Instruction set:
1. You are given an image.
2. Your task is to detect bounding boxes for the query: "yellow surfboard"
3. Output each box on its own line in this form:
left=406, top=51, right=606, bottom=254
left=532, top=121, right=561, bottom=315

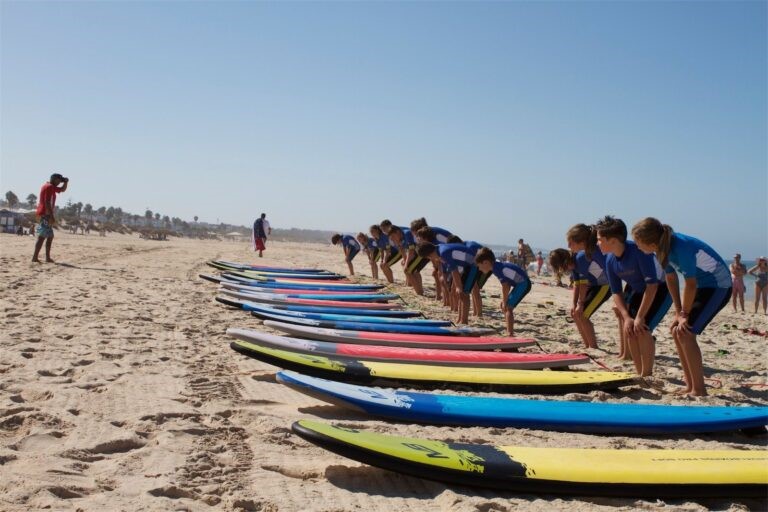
left=231, top=339, right=637, bottom=392
left=293, top=420, right=768, bottom=498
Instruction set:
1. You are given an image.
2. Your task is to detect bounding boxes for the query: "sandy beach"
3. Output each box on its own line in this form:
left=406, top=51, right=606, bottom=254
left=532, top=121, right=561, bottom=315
left=1, top=232, right=766, bottom=511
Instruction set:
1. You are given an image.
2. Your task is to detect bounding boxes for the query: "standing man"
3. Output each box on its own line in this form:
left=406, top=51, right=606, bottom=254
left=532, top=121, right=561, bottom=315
left=32, top=173, right=69, bottom=263
left=252, top=213, right=271, bottom=257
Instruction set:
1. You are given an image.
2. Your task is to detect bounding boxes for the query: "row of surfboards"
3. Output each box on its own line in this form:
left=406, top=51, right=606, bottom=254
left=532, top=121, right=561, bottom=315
left=203, top=260, right=768, bottom=498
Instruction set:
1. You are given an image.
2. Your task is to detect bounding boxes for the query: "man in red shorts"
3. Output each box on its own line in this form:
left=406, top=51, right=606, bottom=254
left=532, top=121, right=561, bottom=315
left=32, top=173, right=69, bottom=263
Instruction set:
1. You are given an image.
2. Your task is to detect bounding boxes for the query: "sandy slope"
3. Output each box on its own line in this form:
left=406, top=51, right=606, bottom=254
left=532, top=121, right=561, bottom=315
left=0, top=232, right=765, bottom=511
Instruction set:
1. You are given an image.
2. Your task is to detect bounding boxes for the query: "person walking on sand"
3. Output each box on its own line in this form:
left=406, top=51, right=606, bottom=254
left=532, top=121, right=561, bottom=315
left=730, top=253, right=747, bottom=312
left=252, top=213, right=271, bottom=257
left=632, top=217, right=732, bottom=396
left=748, top=257, right=768, bottom=314
left=32, top=173, right=69, bottom=263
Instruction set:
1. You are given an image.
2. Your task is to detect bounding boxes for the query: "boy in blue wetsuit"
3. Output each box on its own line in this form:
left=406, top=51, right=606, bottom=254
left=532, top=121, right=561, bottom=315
left=331, top=233, right=360, bottom=276
left=475, top=247, right=531, bottom=336
left=369, top=224, right=394, bottom=283
left=596, top=216, right=671, bottom=377
left=387, top=225, right=419, bottom=290
left=356, top=232, right=379, bottom=280
left=632, top=217, right=732, bottom=396
left=416, top=241, right=480, bottom=325
left=548, top=248, right=611, bottom=349
left=413, top=223, right=455, bottom=302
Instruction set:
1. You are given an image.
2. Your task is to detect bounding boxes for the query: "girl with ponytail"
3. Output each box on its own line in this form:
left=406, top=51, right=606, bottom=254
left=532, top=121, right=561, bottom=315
left=632, top=218, right=732, bottom=396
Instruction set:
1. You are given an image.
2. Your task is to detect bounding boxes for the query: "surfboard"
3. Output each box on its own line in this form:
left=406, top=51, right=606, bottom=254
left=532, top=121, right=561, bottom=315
left=244, top=309, right=495, bottom=336
left=211, top=260, right=333, bottom=274
left=291, top=420, right=768, bottom=497
left=216, top=289, right=401, bottom=309
left=218, top=279, right=382, bottom=295
left=208, top=262, right=344, bottom=279
left=222, top=273, right=384, bottom=291
left=244, top=303, right=452, bottom=326
left=263, top=321, right=536, bottom=350
left=224, top=268, right=348, bottom=282
left=277, top=371, right=768, bottom=434
left=217, top=289, right=399, bottom=303
left=229, top=339, right=636, bottom=392
left=239, top=303, right=419, bottom=317
left=228, top=330, right=589, bottom=369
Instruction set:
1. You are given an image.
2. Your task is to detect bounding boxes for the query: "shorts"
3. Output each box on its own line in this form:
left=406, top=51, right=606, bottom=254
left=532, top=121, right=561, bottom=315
left=461, top=265, right=480, bottom=294
left=623, top=282, right=672, bottom=331
left=506, top=280, right=532, bottom=309
left=36, top=218, right=54, bottom=239
left=345, top=247, right=360, bottom=263
left=582, top=284, right=611, bottom=320
left=370, top=248, right=381, bottom=261
left=732, top=277, right=745, bottom=294
left=478, top=270, right=491, bottom=289
left=405, top=255, right=430, bottom=274
left=384, top=247, right=402, bottom=267
left=688, top=287, right=732, bottom=335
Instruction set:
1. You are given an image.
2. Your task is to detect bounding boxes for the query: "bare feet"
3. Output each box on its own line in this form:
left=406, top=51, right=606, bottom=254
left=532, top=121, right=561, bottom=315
left=673, top=387, right=692, bottom=396
left=45, top=258, right=55, bottom=263
left=32, top=258, right=41, bottom=263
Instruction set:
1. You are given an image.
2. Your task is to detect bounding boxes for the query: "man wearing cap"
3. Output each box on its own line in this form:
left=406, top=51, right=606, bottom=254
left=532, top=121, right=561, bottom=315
left=32, top=173, right=69, bottom=263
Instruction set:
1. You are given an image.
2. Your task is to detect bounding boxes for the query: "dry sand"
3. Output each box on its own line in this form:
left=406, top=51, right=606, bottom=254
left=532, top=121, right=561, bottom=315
left=1, top=232, right=766, bottom=511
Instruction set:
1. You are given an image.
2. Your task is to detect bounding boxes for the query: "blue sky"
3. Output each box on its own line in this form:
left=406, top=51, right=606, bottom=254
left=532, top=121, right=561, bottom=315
left=2, top=1, right=766, bottom=256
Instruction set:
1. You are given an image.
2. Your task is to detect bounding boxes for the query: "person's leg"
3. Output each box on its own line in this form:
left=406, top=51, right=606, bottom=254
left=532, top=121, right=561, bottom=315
left=614, top=308, right=630, bottom=359
left=44, top=236, right=55, bottom=262
left=626, top=333, right=643, bottom=375
left=732, top=289, right=738, bottom=312
left=412, top=272, right=423, bottom=295
left=581, top=318, right=599, bottom=349
left=459, top=292, right=470, bottom=324
left=346, top=260, right=354, bottom=275
left=380, top=262, right=394, bottom=283
left=755, top=285, right=760, bottom=313
left=505, top=308, right=515, bottom=336
left=637, top=331, right=655, bottom=377
left=471, top=284, right=482, bottom=317
left=761, top=286, right=768, bottom=314
left=677, top=331, right=706, bottom=395
left=433, top=268, right=442, bottom=301
left=738, top=290, right=745, bottom=312
left=671, top=330, right=692, bottom=394
left=32, top=237, right=45, bottom=262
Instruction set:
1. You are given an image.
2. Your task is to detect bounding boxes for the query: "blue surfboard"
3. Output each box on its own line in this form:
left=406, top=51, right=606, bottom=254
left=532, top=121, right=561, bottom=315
left=277, top=371, right=768, bottom=435
left=268, top=304, right=420, bottom=317
left=222, top=273, right=384, bottom=291
left=244, top=304, right=451, bottom=326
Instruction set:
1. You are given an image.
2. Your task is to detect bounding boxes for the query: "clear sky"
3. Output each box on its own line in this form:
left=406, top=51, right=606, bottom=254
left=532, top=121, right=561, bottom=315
left=1, top=1, right=766, bottom=256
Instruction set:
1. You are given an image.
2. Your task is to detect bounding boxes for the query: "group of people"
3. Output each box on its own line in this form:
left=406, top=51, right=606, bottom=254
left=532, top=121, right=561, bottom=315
left=730, top=254, right=768, bottom=314
left=333, top=215, right=748, bottom=397
left=332, top=218, right=532, bottom=338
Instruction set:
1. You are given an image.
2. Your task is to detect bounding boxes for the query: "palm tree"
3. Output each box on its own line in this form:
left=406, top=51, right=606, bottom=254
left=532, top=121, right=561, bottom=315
left=145, top=210, right=153, bottom=226
left=83, top=204, right=93, bottom=223
left=5, top=191, right=19, bottom=210
left=26, top=193, right=37, bottom=209
left=194, top=215, right=198, bottom=223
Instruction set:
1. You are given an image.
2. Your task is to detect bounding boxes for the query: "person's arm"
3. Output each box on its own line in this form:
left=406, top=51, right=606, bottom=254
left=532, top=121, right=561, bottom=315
left=748, top=265, right=759, bottom=276
left=451, top=269, right=463, bottom=295
left=676, top=277, right=698, bottom=333
left=59, top=180, right=69, bottom=193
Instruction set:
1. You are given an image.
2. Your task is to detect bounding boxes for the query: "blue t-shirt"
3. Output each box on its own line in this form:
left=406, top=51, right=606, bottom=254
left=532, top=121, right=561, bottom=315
left=431, top=226, right=453, bottom=244
left=341, top=235, right=360, bottom=251
left=573, top=249, right=608, bottom=286
left=438, top=243, right=478, bottom=272
left=365, top=238, right=378, bottom=250
left=605, top=240, right=663, bottom=294
left=664, top=232, right=732, bottom=289
left=492, top=261, right=530, bottom=287
left=402, top=228, right=415, bottom=248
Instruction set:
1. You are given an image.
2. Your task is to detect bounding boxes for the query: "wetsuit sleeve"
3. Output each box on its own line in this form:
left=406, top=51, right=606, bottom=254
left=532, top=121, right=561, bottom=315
left=605, top=258, right=622, bottom=294
left=638, top=252, right=661, bottom=284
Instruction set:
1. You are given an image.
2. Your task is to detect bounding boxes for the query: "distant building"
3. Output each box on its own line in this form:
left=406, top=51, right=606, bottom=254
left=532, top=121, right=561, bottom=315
left=0, top=208, right=31, bottom=234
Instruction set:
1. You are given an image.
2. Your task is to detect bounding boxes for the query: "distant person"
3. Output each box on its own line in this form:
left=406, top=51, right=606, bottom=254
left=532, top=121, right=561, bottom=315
left=730, top=253, right=747, bottom=312
left=535, top=251, right=544, bottom=275
left=32, top=173, right=69, bottom=263
left=517, top=238, right=534, bottom=268
left=356, top=232, right=380, bottom=279
left=596, top=216, right=671, bottom=378
left=252, top=213, right=271, bottom=257
left=475, top=247, right=531, bottom=336
left=369, top=224, right=394, bottom=283
left=748, top=257, right=768, bottom=315
left=416, top=241, right=482, bottom=325
left=331, top=233, right=360, bottom=276
left=632, top=217, right=732, bottom=396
